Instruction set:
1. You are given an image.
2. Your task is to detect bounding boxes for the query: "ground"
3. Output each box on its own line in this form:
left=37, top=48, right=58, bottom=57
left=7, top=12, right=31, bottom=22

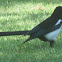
left=0, top=0, right=62, bottom=62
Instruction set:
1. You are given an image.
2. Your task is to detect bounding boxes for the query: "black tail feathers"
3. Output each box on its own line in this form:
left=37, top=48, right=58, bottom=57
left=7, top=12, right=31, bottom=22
left=0, top=30, right=32, bottom=43
left=0, top=30, right=30, bottom=36
left=23, top=37, right=33, bottom=44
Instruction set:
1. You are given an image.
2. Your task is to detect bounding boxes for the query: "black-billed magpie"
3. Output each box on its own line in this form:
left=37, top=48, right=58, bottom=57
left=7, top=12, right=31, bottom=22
left=0, top=6, right=62, bottom=47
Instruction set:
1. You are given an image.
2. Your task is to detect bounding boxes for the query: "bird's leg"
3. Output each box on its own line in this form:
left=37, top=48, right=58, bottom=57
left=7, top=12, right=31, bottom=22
left=50, top=40, right=55, bottom=47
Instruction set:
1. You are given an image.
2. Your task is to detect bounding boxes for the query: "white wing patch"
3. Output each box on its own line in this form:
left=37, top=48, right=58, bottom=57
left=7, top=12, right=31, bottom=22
left=55, top=19, right=62, bottom=25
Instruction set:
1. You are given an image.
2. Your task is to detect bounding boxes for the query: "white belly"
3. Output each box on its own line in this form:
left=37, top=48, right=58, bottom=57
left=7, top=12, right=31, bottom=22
left=44, top=26, right=62, bottom=41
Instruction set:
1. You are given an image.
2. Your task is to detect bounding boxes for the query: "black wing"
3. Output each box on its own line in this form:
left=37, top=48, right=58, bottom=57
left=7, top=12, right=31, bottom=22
left=26, top=17, right=59, bottom=35
left=23, top=17, right=59, bottom=43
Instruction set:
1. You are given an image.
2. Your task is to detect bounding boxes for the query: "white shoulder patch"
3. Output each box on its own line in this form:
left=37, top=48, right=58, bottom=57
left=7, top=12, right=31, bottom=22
left=55, top=19, right=62, bottom=25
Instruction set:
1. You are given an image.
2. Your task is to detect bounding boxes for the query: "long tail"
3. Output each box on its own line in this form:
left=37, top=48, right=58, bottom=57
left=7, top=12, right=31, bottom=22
left=23, top=37, right=33, bottom=44
left=0, top=30, right=30, bottom=36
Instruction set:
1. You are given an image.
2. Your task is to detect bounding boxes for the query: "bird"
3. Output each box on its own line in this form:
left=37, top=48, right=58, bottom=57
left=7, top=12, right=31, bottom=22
left=0, top=6, right=62, bottom=47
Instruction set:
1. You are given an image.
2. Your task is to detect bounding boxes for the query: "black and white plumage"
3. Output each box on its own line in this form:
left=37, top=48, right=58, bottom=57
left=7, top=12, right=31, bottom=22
left=23, top=6, right=62, bottom=47
left=44, top=19, right=62, bottom=41
left=0, top=6, right=62, bottom=47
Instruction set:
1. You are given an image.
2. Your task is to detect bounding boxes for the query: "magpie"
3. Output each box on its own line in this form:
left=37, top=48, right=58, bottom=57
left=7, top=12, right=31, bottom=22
left=0, top=6, right=62, bottom=47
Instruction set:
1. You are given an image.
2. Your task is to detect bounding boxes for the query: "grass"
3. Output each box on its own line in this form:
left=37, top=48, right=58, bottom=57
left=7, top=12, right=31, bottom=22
left=0, top=0, right=62, bottom=62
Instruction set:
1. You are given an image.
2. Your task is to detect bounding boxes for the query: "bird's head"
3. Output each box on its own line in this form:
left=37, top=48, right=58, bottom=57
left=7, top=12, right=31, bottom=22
left=51, top=6, right=62, bottom=19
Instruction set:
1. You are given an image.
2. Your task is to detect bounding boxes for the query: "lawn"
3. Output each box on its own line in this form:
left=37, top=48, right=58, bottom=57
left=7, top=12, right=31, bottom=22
left=0, top=0, right=62, bottom=62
